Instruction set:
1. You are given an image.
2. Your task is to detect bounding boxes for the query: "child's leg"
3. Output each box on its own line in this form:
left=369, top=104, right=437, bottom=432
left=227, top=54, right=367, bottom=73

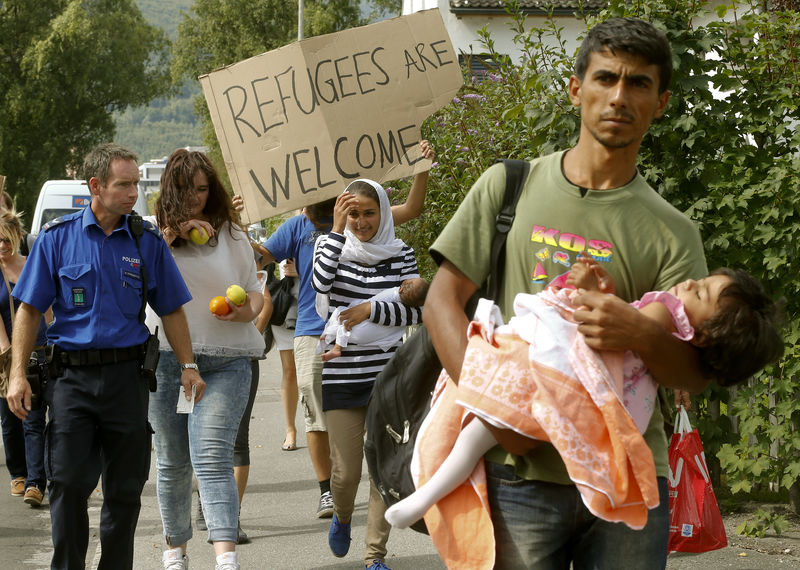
left=321, top=325, right=349, bottom=361
left=320, top=343, right=343, bottom=362
left=384, top=418, right=498, bottom=529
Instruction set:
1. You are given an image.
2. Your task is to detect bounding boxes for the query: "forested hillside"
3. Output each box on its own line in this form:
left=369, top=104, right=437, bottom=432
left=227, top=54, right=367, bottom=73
left=135, top=0, right=192, bottom=38
left=114, top=0, right=201, bottom=162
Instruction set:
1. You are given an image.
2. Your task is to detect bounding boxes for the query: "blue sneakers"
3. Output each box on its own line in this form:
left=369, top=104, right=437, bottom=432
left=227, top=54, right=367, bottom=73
left=328, top=513, right=351, bottom=557
left=366, top=560, right=391, bottom=570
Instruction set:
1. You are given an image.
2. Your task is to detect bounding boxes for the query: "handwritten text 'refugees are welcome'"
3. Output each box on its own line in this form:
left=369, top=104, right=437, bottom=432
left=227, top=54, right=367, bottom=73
left=217, top=40, right=454, bottom=207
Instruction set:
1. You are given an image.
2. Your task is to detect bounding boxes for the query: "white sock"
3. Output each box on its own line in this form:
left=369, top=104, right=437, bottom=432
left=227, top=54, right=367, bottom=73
left=163, top=547, right=186, bottom=561
left=385, top=492, right=431, bottom=529
left=216, top=551, right=238, bottom=565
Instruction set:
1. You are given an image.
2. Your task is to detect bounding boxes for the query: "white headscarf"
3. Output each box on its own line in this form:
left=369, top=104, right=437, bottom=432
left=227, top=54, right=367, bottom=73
left=339, top=179, right=407, bottom=265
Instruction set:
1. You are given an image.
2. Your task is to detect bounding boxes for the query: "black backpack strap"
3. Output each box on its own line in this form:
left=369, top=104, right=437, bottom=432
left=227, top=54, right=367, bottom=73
left=128, top=211, right=149, bottom=325
left=485, top=159, right=530, bottom=301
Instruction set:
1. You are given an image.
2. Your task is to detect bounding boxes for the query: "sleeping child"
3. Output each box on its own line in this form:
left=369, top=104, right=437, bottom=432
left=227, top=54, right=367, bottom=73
left=318, top=277, right=429, bottom=361
left=385, top=257, right=783, bottom=533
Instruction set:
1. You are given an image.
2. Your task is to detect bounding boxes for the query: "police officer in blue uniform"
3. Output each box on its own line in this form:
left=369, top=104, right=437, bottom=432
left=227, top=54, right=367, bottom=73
left=6, top=143, right=205, bottom=570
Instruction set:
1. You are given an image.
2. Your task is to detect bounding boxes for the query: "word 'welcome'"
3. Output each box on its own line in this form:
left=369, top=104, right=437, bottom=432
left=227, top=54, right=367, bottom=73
left=201, top=9, right=463, bottom=221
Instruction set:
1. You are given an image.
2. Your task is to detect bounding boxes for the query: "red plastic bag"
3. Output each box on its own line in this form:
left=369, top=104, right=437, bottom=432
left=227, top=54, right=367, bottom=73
left=667, top=406, right=727, bottom=553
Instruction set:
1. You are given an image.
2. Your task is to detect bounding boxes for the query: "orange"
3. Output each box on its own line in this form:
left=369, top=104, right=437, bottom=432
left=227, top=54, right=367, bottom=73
left=209, top=295, right=231, bottom=316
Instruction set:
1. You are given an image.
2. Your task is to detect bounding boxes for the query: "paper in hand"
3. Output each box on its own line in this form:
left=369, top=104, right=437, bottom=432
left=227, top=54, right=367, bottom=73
left=177, top=385, right=196, bottom=414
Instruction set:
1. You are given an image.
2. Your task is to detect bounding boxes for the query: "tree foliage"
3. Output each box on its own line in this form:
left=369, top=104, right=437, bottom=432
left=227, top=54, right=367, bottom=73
left=0, top=0, right=171, bottom=219
left=395, top=0, right=799, bottom=506
left=362, top=0, right=403, bottom=22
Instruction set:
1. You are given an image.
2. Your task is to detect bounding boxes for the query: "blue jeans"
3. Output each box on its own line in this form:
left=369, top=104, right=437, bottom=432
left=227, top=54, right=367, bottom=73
left=487, top=462, right=670, bottom=570
left=149, top=352, right=251, bottom=545
left=1, top=396, right=47, bottom=489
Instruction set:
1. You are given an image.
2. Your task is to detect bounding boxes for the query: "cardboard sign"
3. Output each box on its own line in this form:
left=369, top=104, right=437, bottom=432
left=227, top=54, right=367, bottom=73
left=200, top=9, right=463, bottom=223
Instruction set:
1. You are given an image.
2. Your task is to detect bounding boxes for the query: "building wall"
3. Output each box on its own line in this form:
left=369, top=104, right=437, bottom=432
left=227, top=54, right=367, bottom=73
left=403, top=0, right=588, bottom=63
left=403, top=0, right=733, bottom=64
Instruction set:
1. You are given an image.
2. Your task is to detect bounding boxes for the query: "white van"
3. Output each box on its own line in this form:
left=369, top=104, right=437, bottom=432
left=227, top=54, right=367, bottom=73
left=27, top=180, right=149, bottom=249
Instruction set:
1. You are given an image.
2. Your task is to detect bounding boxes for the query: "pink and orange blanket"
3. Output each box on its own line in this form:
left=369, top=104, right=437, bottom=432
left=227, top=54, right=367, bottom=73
left=410, top=289, right=660, bottom=569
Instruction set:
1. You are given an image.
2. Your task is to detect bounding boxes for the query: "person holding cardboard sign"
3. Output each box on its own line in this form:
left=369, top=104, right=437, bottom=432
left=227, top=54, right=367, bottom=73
left=259, top=140, right=434, bottom=524
left=312, top=179, right=423, bottom=570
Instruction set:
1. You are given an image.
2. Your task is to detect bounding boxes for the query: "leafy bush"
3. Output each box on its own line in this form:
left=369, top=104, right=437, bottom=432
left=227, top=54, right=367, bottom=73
left=737, top=507, right=790, bottom=538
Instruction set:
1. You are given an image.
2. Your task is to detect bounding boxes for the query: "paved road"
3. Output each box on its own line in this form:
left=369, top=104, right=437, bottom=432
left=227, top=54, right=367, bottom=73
left=3, top=348, right=797, bottom=569
left=0, top=348, right=444, bottom=570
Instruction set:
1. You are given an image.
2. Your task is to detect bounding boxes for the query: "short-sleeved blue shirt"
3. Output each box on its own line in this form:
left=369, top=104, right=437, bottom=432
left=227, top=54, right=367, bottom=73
left=264, top=214, right=327, bottom=337
left=13, top=207, right=191, bottom=351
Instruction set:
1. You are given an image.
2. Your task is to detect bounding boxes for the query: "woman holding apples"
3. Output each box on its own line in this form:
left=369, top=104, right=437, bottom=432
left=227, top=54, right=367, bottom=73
left=145, top=148, right=264, bottom=570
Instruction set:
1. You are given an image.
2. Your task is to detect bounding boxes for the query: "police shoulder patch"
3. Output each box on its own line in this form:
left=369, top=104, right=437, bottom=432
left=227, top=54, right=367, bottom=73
left=42, top=217, right=67, bottom=232
left=141, top=218, right=162, bottom=238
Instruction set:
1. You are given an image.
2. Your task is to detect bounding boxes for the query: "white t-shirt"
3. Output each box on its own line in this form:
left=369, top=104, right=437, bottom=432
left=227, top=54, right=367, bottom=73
left=145, top=219, right=265, bottom=357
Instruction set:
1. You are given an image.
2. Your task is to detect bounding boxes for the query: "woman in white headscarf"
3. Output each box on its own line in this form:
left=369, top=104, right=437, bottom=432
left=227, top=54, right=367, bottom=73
left=312, top=179, right=423, bottom=570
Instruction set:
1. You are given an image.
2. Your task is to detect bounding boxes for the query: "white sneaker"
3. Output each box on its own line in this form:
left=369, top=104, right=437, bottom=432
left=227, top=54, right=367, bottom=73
left=163, top=547, right=189, bottom=570
left=215, top=551, right=240, bottom=570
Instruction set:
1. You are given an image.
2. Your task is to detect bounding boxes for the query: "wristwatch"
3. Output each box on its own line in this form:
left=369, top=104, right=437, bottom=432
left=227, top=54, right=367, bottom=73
left=181, top=363, right=199, bottom=371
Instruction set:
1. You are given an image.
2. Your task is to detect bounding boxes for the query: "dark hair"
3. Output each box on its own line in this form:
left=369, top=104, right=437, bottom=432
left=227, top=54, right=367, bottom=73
left=346, top=180, right=380, bottom=205
left=305, top=197, right=337, bottom=229
left=156, top=149, right=236, bottom=248
left=82, top=143, right=138, bottom=186
left=575, top=18, right=673, bottom=93
left=399, top=278, right=429, bottom=307
left=695, top=268, right=784, bottom=387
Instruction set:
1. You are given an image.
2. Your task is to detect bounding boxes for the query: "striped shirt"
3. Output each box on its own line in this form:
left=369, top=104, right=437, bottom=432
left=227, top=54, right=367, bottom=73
left=313, top=232, right=422, bottom=410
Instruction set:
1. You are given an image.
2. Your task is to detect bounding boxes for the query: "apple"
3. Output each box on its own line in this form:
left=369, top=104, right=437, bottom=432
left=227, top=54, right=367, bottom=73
left=226, top=284, right=246, bottom=306
left=189, top=227, right=209, bottom=245
left=209, top=295, right=230, bottom=316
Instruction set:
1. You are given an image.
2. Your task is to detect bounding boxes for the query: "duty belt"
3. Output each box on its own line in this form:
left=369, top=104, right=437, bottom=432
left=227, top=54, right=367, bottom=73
left=54, top=344, right=144, bottom=367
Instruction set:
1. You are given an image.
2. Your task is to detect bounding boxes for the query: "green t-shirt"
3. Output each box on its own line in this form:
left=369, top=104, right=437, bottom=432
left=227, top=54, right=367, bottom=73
left=430, top=150, right=707, bottom=483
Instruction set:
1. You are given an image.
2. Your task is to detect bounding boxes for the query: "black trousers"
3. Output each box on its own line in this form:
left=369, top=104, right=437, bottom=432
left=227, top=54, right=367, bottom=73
left=45, top=360, right=151, bottom=570
left=233, top=359, right=261, bottom=466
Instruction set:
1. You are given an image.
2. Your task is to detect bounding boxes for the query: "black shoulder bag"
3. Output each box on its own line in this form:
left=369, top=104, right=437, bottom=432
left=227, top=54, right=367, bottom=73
left=364, top=159, right=530, bottom=534
left=130, top=213, right=160, bottom=392
left=267, top=274, right=295, bottom=327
